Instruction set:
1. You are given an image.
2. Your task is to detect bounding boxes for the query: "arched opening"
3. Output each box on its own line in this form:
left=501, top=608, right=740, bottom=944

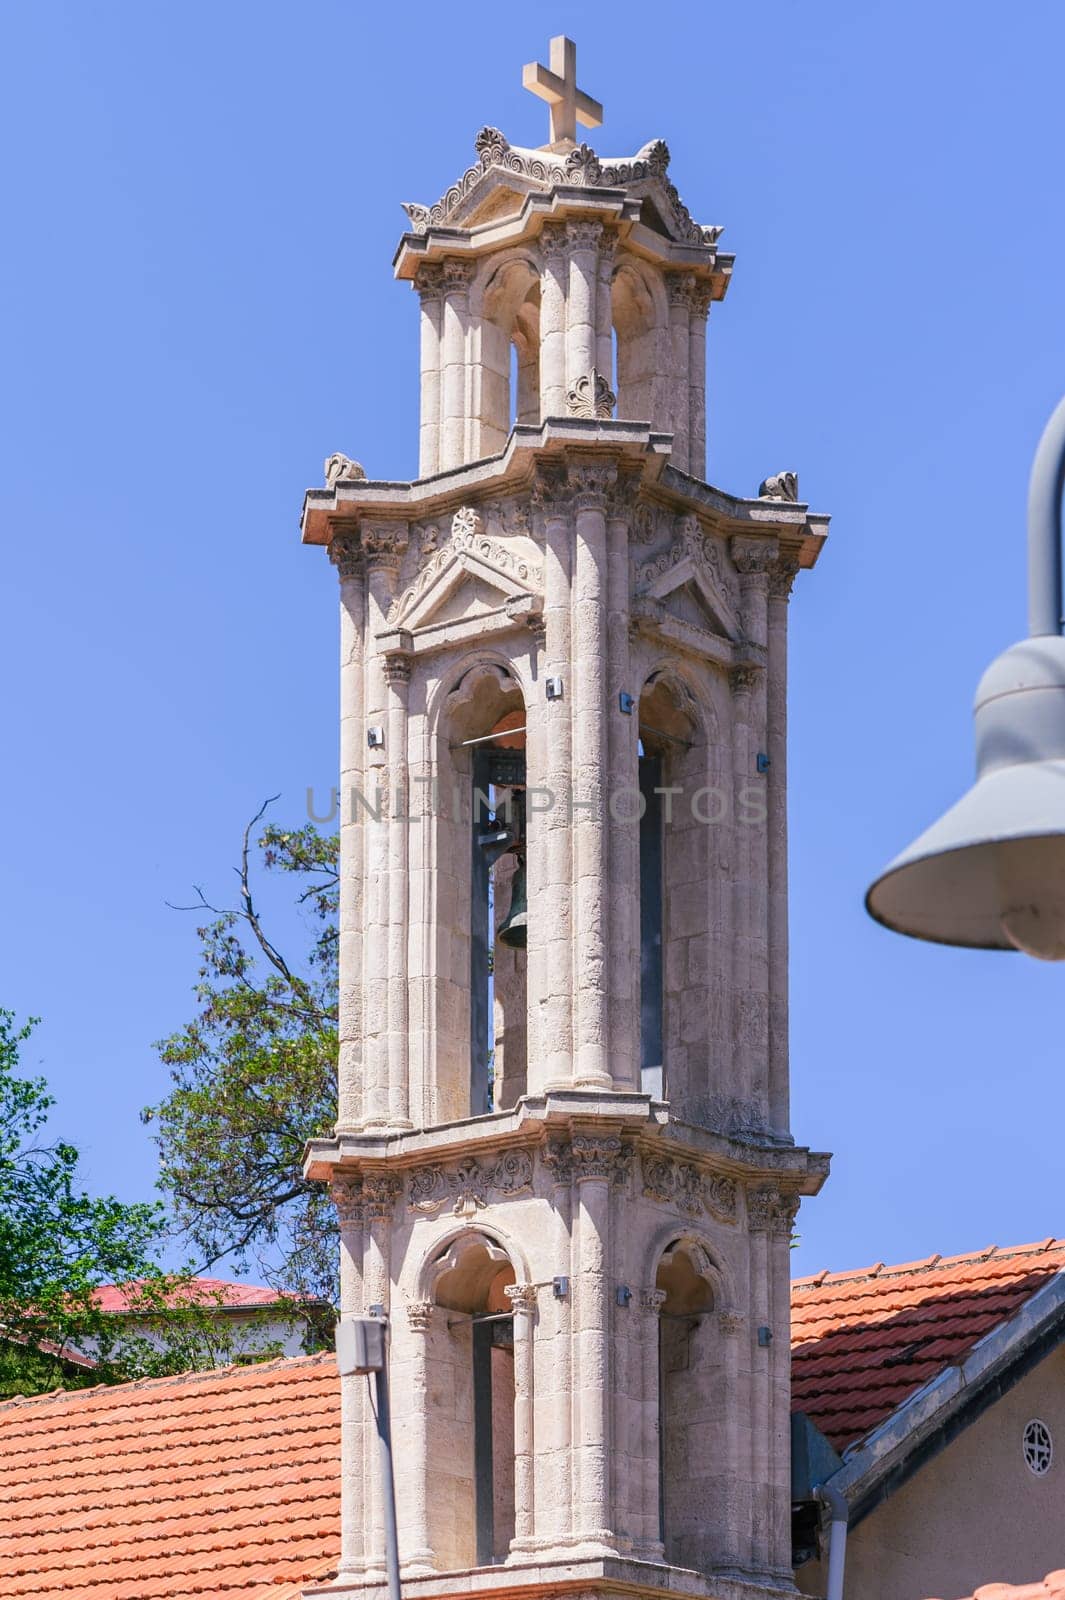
left=655, top=1241, right=720, bottom=1569
left=477, top=259, right=540, bottom=455
left=638, top=674, right=702, bottom=1103
left=612, top=261, right=660, bottom=425
left=427, top=1234, right=517, bottom=1567
left=439, top=665, right=529, bottom=1120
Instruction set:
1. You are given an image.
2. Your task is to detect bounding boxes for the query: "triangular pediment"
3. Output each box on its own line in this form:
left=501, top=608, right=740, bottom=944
left=390, top=529, right=544, bottom=634
left=640, top=552, right=739, bottom=642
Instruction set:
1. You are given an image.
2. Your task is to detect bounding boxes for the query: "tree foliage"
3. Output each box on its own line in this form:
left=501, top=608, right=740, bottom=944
left=0, top=1011, right=292, bottom=1398
left=145, top=802, right=340, bottom=1302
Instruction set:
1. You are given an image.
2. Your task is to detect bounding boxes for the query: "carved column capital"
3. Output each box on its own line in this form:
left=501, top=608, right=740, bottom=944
left=539, top=221, right=568, bottom=265
left=440, top=257, right=475, bottom=293
left=505, top=1282, right=540, bottom=1314
left=729, top=663, right=761, bottom=695
left=413, top=263, right=445, bottom=300
left=566, top=218, right=604, bottom=251
left=383, top=654, right=412, bottom=687
left=532, top=463, right=571, bottom=518
left=667, top=272, right=697, bottom=310
left=718, top=1311, right=745, bottom=1336
left=570, top=1132, right=632, bottom=1184
left=328, top=533, right=363, bottom=583
left=747, top=1185, right=799, bottom=1235
left=730, top=535, right=778, bottom=578
left=331, top=1176, right=365, bottom=1224
left=406, top=1300, right=433, bottom=1333
left=690, top=282, right=714, bottom=319
left=639, top=1288, right=668, bottom=1313
left=569, top=461, right=618, bottom=511
left=361, top=1172, right=400, bottom=1220
left=768, top=554, right=801, bottom=602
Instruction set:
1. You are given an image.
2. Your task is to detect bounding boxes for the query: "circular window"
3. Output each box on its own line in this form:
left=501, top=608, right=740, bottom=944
left=1023, top=1419, right=1053, bottom=1476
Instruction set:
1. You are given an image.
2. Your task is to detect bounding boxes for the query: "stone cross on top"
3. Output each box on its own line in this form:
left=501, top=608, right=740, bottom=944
left=522, top=35, right=603, bottom=148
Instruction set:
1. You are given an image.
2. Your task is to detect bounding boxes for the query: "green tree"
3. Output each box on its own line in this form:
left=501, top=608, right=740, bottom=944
left=145, top=801, right=340, bottom=1303
left=0, top=1011, right=287, bottom=1398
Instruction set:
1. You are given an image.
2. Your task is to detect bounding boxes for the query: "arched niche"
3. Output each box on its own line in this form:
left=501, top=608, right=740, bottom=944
left=638, top=669, right=717, bottom=1113
left=422, top=1231, right=519, bottom=1569
left=474, top=254, right=541, bottom=455
left=432, top=661, right=529, bottom=1123
left=611, top=258, right=666, bottom=426
left=654, top=1238, right=728, bottom=1570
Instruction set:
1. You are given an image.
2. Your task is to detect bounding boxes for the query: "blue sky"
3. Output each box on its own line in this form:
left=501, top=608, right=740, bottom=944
left=2, top=0, right=1064, bottom=1280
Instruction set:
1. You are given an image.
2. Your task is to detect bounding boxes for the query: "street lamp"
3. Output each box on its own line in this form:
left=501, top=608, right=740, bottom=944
left=866, top=394, right=1065, bottom=960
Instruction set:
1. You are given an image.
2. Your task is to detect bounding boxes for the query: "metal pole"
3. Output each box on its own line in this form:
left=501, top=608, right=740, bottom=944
left=1027, top=392, right=1065, bottom=636
left=374, top=1362, right=402, bottom=1600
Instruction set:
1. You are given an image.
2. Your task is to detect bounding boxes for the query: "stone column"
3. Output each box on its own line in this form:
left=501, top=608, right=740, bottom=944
left=536, top=1143, right=575, bottom=1545
left=530, top=467, right=573, bottom=1091
left=384, top=653, right=412, bottom=1129
left=595, top=232, right=617, bottom=397
left=768, top=1194, right=799, bottom=1575
left=361, top=1177, right=397, bottom=1579
left=333, top=1180, right=368, bottom=1580
left=330, top=536, right=366, bottom=1131
left=606, top=476, right=641, bottom=1092
left=403, top=1300, right=436, bottom=1572
left=440, top=259, right=474, bottom=471
left=571, top=462, right=614, bottom=1090
left=363, top=539, right=402, bottom=1126
left=505, top=1282, right=539, bottom=1548
left=415, top=266, right=444, bottom=477
left=573, top=1134, right=624, bottom=1548
left=565, top=220, right=603, bottom=393
left=730, top=536, right=776, bottom=1123
left=746, top=1188, right=774, bottom=1574
left=767, top=557, right=799, bottom=1137
left=635, top=1288, right=666, bottom=1558
left=666, top=275, right=693, bottom=474
left=539, top=225, right=568, bottom=419
left=728, top=663, right=758, bottom=1118
left=688, top=284, right=712, bottom=480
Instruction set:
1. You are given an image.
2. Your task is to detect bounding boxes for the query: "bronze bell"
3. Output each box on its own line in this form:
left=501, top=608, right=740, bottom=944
left=497, top=854, right=528, bottom=949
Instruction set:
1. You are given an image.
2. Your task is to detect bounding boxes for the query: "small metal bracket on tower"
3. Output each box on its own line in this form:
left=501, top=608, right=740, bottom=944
left=756, top=752, right=770, bottom=773
left=546, top=676, right=564, bottom=701
left=552, top=1275, right=569, bottom=1299
left=368, top=726, right=385, bottom=749
left=619, top=692, right=635, bottom=715
left=758, top=1324, right=773, bottom=1347
left=616, top=1285, right=632, bottom=1307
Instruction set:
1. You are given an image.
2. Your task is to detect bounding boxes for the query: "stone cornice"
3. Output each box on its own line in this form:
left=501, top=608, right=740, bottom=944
left=300, top=421, right=830, bottom=574
left=304, top=1091, right=831, bottom=1198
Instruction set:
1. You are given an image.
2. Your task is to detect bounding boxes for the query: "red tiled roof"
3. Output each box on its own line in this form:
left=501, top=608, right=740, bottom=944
left=791, top=1237, right=1065, bottom=1453
left=0, top=1353, right=340, bottom=1598
left=93, top=1278, right=296, bottom=1313
left=927, top=1574, right=1065, bottom=1599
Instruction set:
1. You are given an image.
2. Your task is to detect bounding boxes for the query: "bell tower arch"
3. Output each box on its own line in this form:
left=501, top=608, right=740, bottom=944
left=301, top=34, right=832, bottom=1600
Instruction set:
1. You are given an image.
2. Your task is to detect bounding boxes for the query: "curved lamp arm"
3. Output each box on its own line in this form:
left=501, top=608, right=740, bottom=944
left=1028, top=393, right=1065, bottom=636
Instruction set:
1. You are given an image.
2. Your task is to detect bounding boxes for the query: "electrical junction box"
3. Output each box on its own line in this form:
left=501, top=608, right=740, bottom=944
left=336, top=1316, right=387, bottom=1376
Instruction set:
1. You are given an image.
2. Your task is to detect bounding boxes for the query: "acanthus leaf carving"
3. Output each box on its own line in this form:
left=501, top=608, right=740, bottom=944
left=407, top=1150, right=534, bottom=1217
left=640, top=1152, right=738, bottom=1223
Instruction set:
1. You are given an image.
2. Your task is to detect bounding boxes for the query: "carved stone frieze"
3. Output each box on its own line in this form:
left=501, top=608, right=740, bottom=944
left=759, top=471, right=799, bottom=503
left=324, top=453, right=366, bottom=489
left=636, top=513, right=736, bottom=605
left=566, top=368, right=616, bottom=420
left=451, top=505, right=483, bottom=540
left=408, top=1149, right=534, bottom=1217
left=401, top=128, right=723, bottom=249
left=640, top=1153, right=738, bottom=1223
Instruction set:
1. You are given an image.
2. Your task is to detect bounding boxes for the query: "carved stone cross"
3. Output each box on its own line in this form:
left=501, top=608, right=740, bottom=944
left=522, top=35, right=603, bottom=148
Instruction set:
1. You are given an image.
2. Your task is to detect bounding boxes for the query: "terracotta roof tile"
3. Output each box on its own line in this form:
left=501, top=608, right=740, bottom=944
left=0, top=1354, right=340, bottom=1598
left=93, top=1278, right=299, bottom=1312
left=791, top=1236, right=1065, bottom=1453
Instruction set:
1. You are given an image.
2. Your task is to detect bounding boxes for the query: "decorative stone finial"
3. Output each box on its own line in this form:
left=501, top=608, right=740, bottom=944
left=566, top=368, right=616, bottom=420
left=324, top=453, right=366, bottom=488
left=522, top=35, right=603, bottom=148
left=759, top=471, right=798, bottom=502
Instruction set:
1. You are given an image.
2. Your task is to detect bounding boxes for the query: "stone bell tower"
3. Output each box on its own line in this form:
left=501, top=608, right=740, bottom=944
left=301, top=37, right=830, bottom=1600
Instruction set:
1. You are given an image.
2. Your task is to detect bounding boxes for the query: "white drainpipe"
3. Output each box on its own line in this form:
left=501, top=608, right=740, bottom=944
left=817, top=1480, right=849, bottom=1600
